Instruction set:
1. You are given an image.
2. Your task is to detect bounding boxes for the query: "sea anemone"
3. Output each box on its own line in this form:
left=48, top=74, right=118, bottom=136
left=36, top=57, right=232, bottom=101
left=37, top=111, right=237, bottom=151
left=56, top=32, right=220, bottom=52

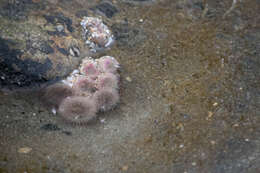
left=73, top=75, right=97, bottom=93
left=79, top=57, right=99, bottom=79
left=81, top=17, right=114, bottom=51
left=58, top=96, right=97, bottom=124
left=96, top=73, right=119, bottom=90
left=93, top=88, right=119, bottom=112
left=42, top=83, right=75, bottom=109
left=97, top=56, right=120, bottom=73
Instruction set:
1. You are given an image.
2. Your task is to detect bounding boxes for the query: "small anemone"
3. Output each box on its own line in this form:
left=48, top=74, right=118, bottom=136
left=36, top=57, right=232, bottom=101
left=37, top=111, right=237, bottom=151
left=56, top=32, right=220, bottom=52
left=79, top=57, right=99, bottom=79
left=93, top=88, right=119, bottom=112
left=96, top=73, right=119, bottom=90
left=97, top=56, right=119, bottom=73
left=58, top=96, right=97, bottom=124
left=73, top=75, right=97, bottom=93
left=42, top=83, right=75, bottom=109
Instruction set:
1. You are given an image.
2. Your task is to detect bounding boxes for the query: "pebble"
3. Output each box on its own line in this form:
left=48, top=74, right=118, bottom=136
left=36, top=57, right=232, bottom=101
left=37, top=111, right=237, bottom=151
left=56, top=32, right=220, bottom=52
left=221, top=58, right=224, bottom=68
left=122, top=165, right=129, bottom=171
left=18, top=147, right=32, bottom=154
left=62, top=131, right=72, bottom=136
left=179, top=144, right=184, bottom=148
left=176, top=123, right=184, bottom=131
left=191, top=162, right=197, bottom=166
left=233, top=123, right=239, bottom=127
left=40, top=123, right=61, bottom=131
left=210, top=140, right=216, bottom=145
left=56, top=24, right=64, bottom=32
left=52, top=108, right=57, bottom=115
left=126, top=76, right=132, bottom=82
left=208, top=111, right=213, bottom=118
left=100, top=118, right=106, bottom=123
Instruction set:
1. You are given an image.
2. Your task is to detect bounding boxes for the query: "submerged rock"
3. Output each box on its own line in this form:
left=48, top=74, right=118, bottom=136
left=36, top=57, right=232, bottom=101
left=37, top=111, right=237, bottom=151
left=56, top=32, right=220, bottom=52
left=0, top=37, right=52, bottom=87
left=43, top=12, right=74, bottom=33
left=92, top=2, right=119, bottom=18
left=75, top=10, right=89, bottom=18
left=0, top=0, right=45, bottom=20
left=0, top=1, right=88, bottom=89
left=111, top=22, right=146, bottom=50
left=40, top=123, right=61, bottom=131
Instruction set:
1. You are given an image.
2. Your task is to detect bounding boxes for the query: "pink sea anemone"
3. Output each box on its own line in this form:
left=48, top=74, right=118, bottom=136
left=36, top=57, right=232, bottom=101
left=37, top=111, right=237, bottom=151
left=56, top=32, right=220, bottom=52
left=42, top=83, right=75, bottom=109
left=96, top=73, right=119, bottom=90
left=97, top=56, right=120, bottom=74
left=93, top=88, right=119, bottom=112
left=79, top=58, right=99, bottom=79
left=73, top=76, right=97, bottom=93
left=58, top=96, right=97, bottom=124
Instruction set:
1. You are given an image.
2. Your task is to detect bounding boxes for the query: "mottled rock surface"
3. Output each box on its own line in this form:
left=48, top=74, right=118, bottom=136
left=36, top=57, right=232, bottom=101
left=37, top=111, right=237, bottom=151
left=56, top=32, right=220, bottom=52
left=0, top=1, right=90, bottom=89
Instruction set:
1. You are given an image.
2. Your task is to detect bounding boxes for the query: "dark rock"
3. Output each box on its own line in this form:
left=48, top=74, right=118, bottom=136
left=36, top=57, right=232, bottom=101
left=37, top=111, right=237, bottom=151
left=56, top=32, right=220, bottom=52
left=43, top=13, right=74, bottom=32
left=0, top=38, right=52, bottom=87
left=0, top=0, right=45, bottom=20
left=75, top=10, right=88, bottom=18
left=56, top=46, right=69, bottom=56
left=40, top=123, right=61, bottom=131
left=62, top=131, right=72, bottom=136
left=0, top=7, right=87, bottom=90
left=93, top=2, right=118, bottom=18
left=111, top=22, right=146, bottom=49
left=38, top=41, right=54, bottom=54
left=193, top=2, right=204, bottom=10
left=47, top=30, right=67, bottom=37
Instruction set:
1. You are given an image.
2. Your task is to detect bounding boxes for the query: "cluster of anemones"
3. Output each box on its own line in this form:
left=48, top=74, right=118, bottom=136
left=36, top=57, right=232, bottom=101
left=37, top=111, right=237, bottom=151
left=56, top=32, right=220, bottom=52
left=42, top=56, right=120, bottom=125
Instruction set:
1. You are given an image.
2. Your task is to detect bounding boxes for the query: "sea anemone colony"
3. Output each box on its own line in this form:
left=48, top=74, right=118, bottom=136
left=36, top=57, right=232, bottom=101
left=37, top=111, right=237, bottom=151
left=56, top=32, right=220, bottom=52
left=80, top=17, right=114, bottom=52
left=43, top=56, right=120, bottom=124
